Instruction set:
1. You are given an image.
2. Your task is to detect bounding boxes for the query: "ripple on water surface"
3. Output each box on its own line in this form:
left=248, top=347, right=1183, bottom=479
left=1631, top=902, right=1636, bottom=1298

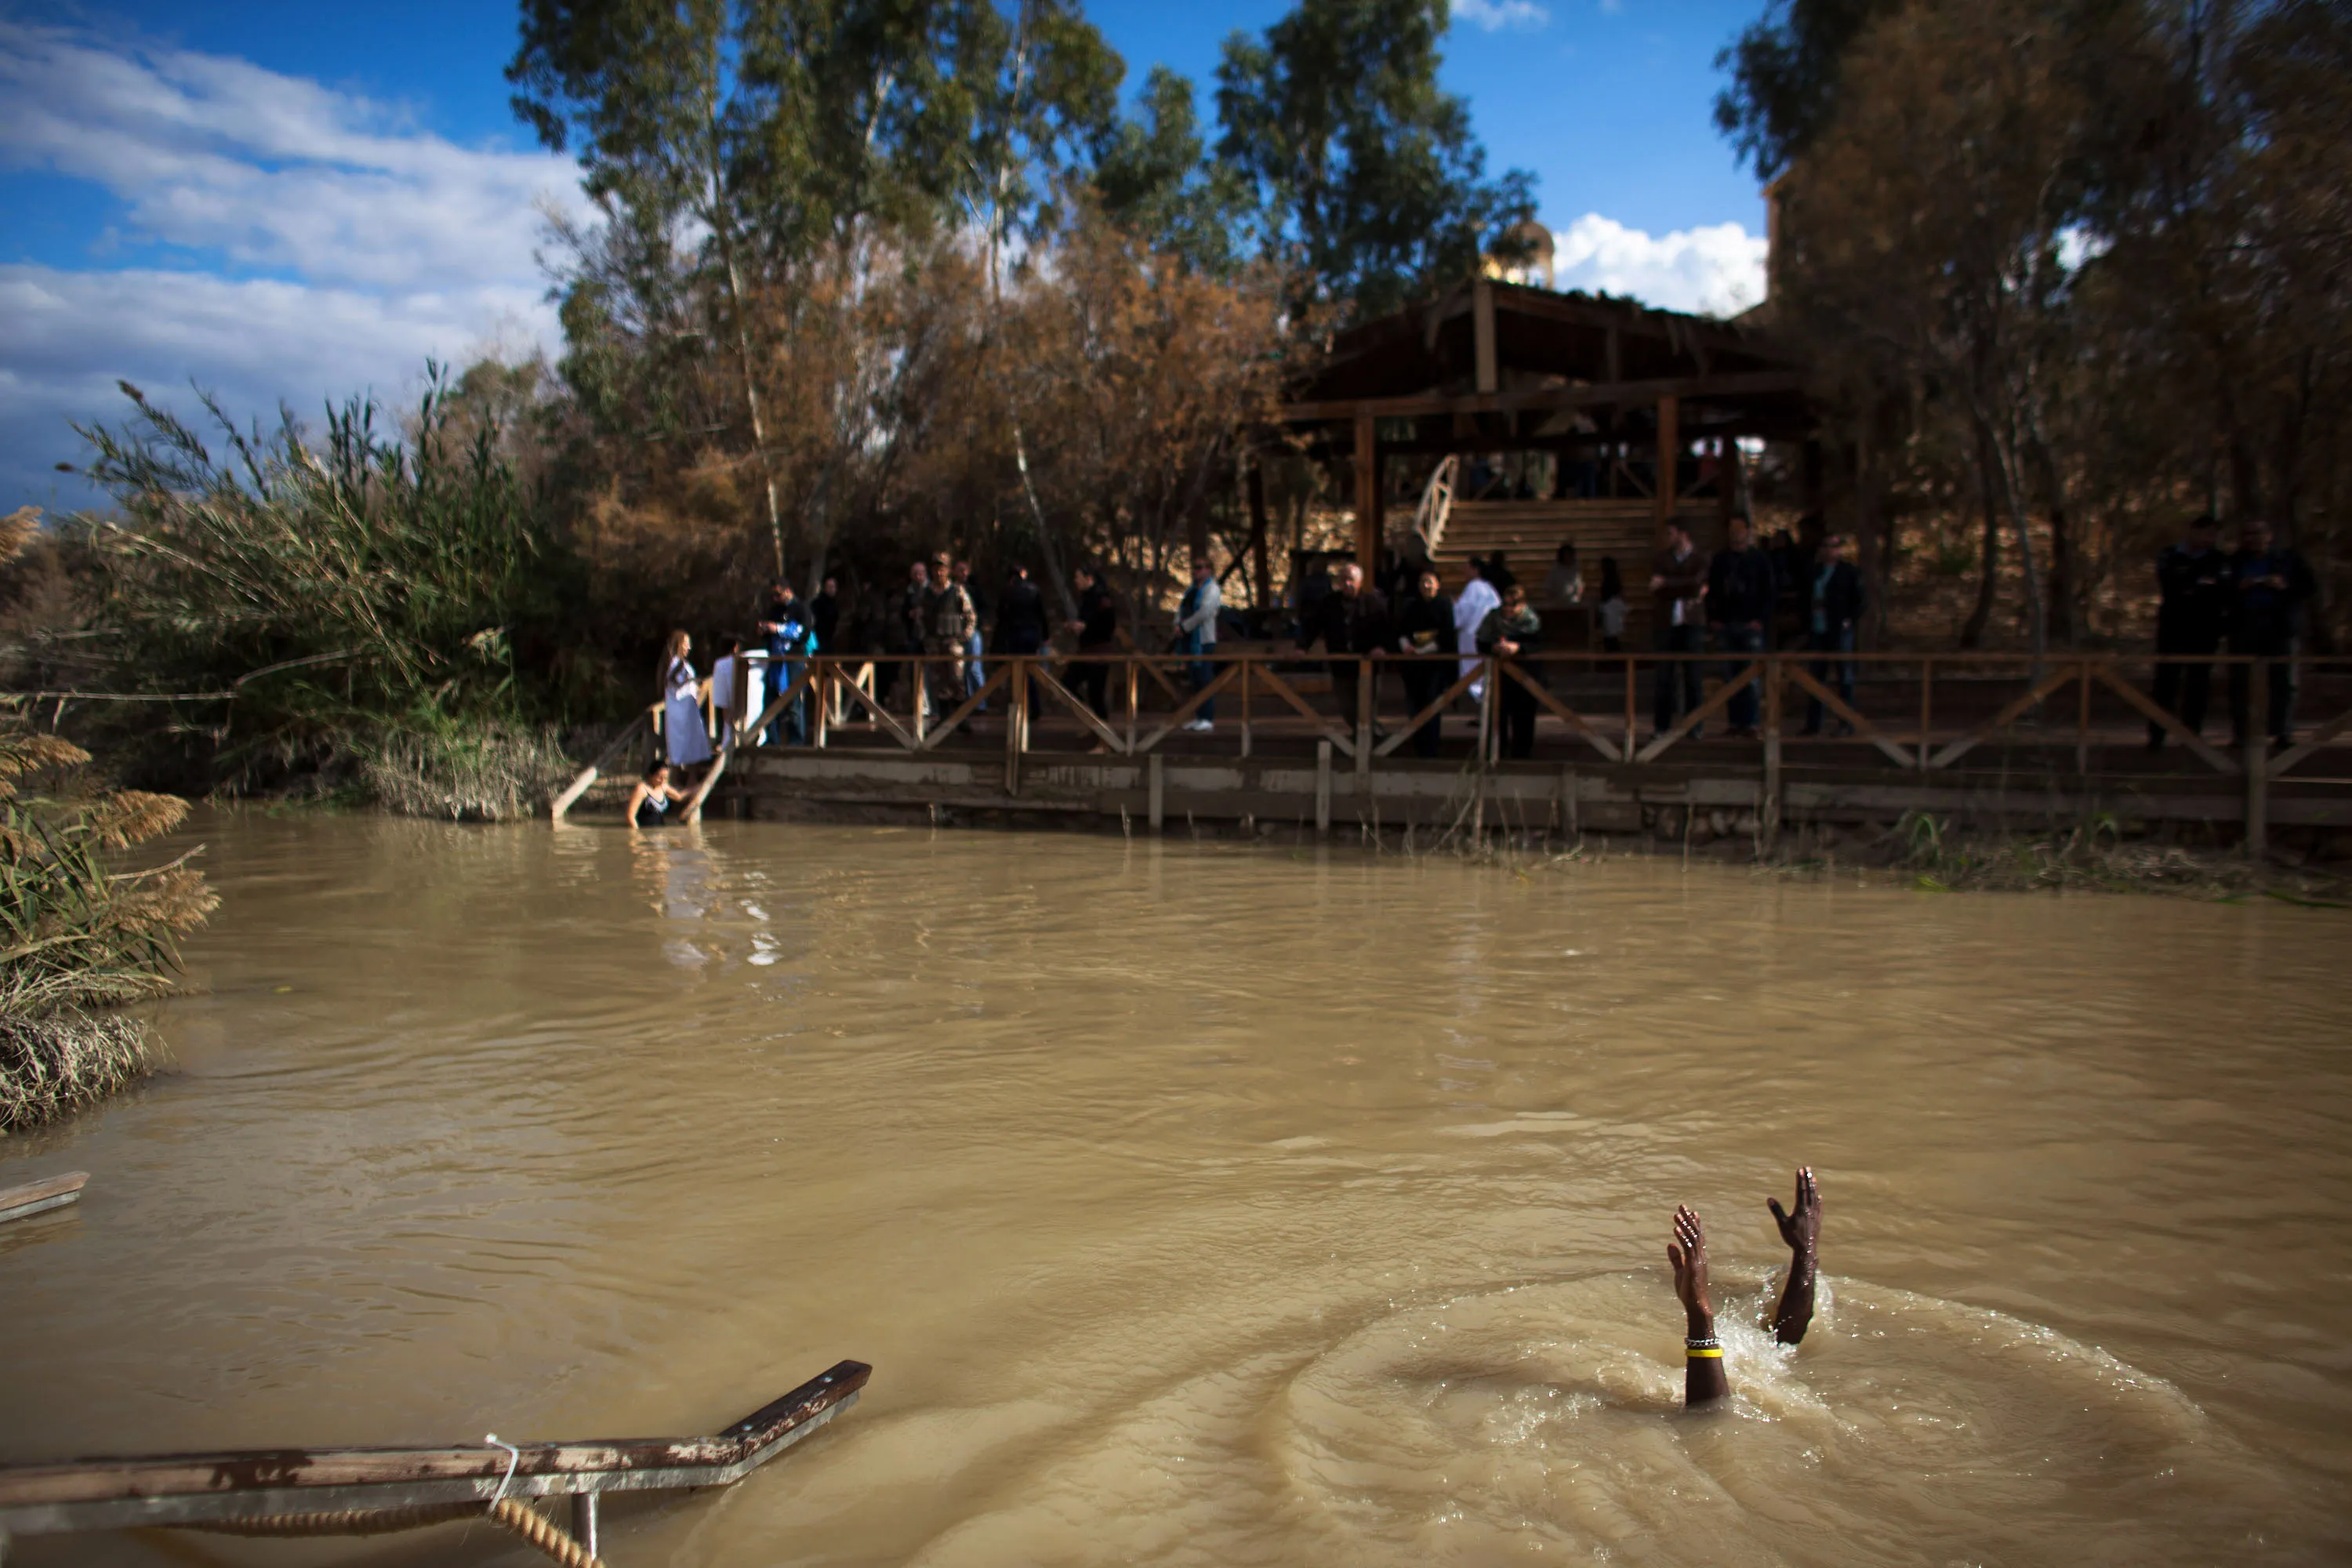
left=1274, top=1272, right=2278, bottom=1565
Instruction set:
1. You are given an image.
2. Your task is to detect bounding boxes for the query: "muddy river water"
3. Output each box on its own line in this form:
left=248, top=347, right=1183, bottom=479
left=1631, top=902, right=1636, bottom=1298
left=2, top=812, right=2348, bottom=1565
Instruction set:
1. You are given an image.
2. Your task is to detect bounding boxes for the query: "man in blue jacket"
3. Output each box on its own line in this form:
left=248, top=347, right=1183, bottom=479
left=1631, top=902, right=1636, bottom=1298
left=2227, top=518, right=2316, bottom=750
left=760, top=582, right=817, bottom=745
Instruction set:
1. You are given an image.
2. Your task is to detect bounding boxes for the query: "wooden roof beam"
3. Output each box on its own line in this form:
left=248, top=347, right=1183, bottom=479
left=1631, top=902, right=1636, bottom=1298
left=1278, top=370, right=1805, bottom=424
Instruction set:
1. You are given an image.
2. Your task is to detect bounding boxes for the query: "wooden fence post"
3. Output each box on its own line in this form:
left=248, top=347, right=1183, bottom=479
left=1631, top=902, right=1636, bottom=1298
left=1356, top=655, right=1373, bottom=787
left=1005, top=659, right=1023, bottom=794
left=1149, top=752, right=1164, bottom=833
left=1240, top=656, right=1253, bottom=758
left=1762, top=655, right=1782, bottom=846
left=2245, top=659, right=2269, bottom=856
left=1315, top=739, right=1332, bottom=838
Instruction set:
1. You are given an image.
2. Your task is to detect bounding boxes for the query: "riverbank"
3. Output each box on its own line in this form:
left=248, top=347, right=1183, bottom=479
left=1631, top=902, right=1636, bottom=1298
left=575, top=773, right=2352, bottom=906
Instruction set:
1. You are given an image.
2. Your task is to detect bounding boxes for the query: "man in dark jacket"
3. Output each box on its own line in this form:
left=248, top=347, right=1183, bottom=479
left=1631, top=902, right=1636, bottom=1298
left=1650, top=524, right=1709, bottom=739
left=2228, top=518, right=2317, bottom=748
left=812, top=575, right=841, bottom=655
left=1392, top=567, right=1456, bottom=758
left=1063, top=563, right=1119, bottom=723
left=2147, top=515, right=2231, bottom=748
left=995, top=564, right=1051, bottom=655
left=1799, top=534, right=1866, bottom=736
left=1299, top=562, right=1390, bottom=742
left=993, top=563, right=1050, bottom=721
left=898, top=561, right=934, bottom=716
left=1705, top=515, right=1778, bottom=737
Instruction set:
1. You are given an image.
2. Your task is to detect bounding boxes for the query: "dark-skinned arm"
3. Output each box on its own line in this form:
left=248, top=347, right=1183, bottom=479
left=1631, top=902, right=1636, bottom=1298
left=1766, top=1166, right=1823, bottom=1345
left=1667, top=1205, right=1730, bottom=1406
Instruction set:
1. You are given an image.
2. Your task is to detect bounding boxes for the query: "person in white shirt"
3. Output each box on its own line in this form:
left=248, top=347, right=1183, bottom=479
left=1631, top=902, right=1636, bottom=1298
left=1177, top=556, right=1223, bottom=731
left=1454, top=556, right=1501, bottom=697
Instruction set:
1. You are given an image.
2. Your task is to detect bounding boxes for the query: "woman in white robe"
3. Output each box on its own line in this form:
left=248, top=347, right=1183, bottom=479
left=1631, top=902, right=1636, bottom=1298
left=1453, top=557, right=1500, bottom=691
left=661, top=630, right=714, bottom=770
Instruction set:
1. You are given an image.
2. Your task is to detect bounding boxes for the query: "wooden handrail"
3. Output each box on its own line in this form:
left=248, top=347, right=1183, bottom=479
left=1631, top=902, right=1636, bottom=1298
left=550, top=709, right=657, bottom=822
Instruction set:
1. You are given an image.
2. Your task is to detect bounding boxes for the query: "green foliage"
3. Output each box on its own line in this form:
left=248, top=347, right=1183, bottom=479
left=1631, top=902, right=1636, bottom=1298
left=71, top=367, right=567, bottom=786
left=1091, top=64, right=1254, bottom=276
left=1713, top=0, right=1900, bottom=180
left=1214, top=0, right=1536, bottom=321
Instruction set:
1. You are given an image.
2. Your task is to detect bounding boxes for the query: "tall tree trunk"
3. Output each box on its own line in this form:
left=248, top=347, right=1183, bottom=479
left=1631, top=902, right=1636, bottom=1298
left=702, top=47, right=786, bottom=579
left=1987, top=417, right=2046, bottom=664
left=2026, top=428, right=2076, bottom=645
left=1960, top=413, right=2003, bottom=649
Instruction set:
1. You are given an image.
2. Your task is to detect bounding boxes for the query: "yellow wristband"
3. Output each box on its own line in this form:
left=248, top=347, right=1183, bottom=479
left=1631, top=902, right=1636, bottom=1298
left=1685, top=1347, right=1723, bottom=1358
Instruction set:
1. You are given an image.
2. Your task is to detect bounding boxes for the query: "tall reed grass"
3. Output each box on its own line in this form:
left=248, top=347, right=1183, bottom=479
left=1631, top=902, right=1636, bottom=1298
left=2, top=510, right=214, bottom=1131
left=71, top=367, right=574, bottom=802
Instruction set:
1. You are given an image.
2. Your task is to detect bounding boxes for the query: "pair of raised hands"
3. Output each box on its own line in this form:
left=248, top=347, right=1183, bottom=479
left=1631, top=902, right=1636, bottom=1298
left=1668, top=1167, right=1821, bottom=1330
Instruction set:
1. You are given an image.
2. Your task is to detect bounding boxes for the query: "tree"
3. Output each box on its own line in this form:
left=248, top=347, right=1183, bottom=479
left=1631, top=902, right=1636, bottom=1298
left=508, top=0, right=1120, bottom=578
left=1214, top=0, right=1535, bottom=321
left=1092, top=65, right=1254, bottom=276
left=1775, top=0, right=2111, bottom=658
left=1713, top=0, right=1901, bottom=180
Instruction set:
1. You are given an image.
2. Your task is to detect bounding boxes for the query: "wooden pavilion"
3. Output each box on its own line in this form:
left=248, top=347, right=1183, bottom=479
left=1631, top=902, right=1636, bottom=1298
left=1272, top=277, right=1817, bottom=640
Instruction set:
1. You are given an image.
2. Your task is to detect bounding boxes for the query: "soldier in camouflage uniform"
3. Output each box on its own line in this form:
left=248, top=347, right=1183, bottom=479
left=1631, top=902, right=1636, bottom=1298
left=927, top=550, right=976, bottom=708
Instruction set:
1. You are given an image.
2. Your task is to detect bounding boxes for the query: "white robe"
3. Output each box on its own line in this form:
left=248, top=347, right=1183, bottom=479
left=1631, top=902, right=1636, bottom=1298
left=663, top=656, right=713, bottom=768
left=1454, top=578, right=1500, bottom=681
left=710, top=654, right=739, bottom=749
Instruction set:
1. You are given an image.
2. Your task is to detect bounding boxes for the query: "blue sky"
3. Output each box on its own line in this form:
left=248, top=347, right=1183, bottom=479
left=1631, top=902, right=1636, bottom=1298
left=0, top=0, right=1774, bottom=512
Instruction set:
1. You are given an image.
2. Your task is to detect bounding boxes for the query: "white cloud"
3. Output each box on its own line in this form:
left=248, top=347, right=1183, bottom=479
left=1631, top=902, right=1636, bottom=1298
left=0, top=20, right=590, bottom=508
left=1548, top=213, right=1768, bottom=318
left=1454, top=0, right=1552, bottom=32
left=0, top=20, right=590, bottom=289
left=0, top=265, right=557, bottom=508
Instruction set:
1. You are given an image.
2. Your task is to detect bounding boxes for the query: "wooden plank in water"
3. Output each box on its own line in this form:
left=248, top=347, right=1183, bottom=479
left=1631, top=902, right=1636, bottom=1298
left=0, top=1359, right=870, bottom=1536
left=0, top=1171, right=87, bottom=1225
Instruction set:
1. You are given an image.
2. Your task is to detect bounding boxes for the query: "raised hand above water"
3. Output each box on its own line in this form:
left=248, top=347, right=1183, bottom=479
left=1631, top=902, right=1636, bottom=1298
left=1768, top=1166, right=1822, bottom=1258
left=1766, top=1167, right=1821, bottom=1345
left=1667, top=1205, right=1730, bottom=1406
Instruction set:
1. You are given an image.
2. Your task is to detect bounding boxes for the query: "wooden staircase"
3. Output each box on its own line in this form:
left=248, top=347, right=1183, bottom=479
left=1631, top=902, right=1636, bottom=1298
left=1425, top=499, right=1721, bottom=643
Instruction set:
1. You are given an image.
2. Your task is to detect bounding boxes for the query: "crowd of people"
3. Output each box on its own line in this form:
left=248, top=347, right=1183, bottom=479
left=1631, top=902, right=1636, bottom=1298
left=619, top=510, right=2315, bottom=824
left=2147, top=514, right=2317, bottom=750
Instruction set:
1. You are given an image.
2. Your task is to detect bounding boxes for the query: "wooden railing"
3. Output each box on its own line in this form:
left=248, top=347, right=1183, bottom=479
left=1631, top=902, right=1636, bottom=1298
left=567, top=650, right=2349, bottom=850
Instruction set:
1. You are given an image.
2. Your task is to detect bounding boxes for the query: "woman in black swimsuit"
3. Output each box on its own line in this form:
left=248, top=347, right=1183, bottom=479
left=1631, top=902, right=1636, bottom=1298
left=625, top=761, right=688, bottom=829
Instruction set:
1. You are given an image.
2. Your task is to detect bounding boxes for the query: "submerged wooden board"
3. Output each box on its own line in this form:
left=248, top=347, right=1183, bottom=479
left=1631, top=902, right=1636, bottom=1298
left=0, top=1359, right=869, bottom=1535
left=0, top=1171, right=87, bottom=1225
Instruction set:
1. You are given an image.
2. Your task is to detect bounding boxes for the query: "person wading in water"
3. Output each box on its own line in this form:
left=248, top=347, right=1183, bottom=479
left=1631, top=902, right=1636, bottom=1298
left=625, top=761, right=690, bottom=829
left=1666, top=1167, right=1822, bottom=1406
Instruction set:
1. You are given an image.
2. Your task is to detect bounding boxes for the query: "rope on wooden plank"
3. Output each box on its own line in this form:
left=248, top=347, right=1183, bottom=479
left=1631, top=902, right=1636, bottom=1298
left=183, top=1501, right=487, bottom=1536
left=181, top=1498, right=606, bottom=1566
